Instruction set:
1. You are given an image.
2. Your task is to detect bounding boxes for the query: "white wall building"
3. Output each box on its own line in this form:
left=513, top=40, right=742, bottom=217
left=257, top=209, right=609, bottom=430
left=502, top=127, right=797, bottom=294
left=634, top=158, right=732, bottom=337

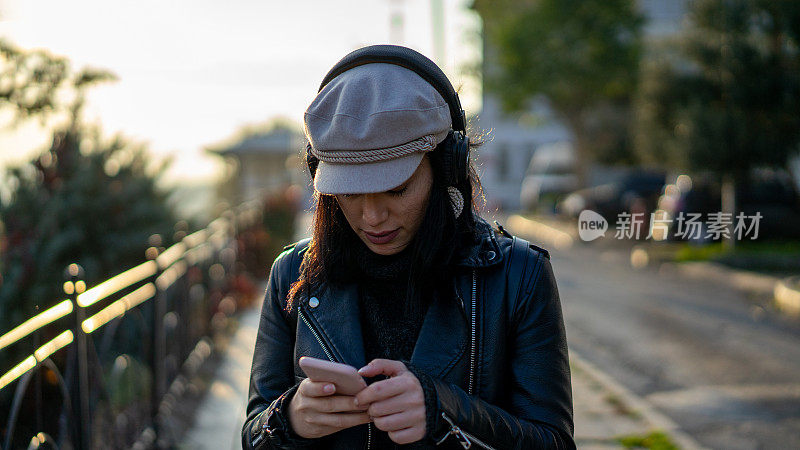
left=210, top=126, right=306, bottom=206
left=474, top=0, right=689, bottom=212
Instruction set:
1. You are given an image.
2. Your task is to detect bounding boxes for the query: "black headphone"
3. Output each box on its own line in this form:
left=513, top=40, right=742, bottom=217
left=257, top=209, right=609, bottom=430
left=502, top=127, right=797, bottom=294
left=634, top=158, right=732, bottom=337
left=306, top=45, right=470, bottom=187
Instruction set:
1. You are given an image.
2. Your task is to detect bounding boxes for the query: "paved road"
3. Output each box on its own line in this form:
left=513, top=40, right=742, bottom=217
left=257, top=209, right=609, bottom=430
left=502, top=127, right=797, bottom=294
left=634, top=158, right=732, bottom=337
left=551, top=243, right=800, bottom=449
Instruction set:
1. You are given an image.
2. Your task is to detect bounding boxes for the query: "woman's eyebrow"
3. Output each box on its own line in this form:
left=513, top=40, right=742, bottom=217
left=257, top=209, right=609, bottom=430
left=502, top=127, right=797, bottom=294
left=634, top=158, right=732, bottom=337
left=388, top=177, right=412, bottom=191
left=395, top=179, right=413, bottom=190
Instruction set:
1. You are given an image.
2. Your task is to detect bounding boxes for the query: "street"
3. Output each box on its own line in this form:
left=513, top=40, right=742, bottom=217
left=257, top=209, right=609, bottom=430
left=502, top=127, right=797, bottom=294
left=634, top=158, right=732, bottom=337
left=552, top=242, right=800, bottom=449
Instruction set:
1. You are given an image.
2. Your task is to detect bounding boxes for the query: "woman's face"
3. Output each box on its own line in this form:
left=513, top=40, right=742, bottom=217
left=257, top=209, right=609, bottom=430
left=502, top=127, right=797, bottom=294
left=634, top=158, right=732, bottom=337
left=335, top=156, right=433, bottom=255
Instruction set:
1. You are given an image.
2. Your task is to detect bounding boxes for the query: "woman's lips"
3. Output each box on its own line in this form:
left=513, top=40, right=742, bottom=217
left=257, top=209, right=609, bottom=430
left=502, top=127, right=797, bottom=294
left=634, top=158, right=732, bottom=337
left=364, top=228, right=400, bottom=245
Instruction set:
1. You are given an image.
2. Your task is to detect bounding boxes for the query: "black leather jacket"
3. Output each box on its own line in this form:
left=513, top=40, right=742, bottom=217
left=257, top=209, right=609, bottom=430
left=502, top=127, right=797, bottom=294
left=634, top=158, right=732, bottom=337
left=243, top=220, right=574, bottom=449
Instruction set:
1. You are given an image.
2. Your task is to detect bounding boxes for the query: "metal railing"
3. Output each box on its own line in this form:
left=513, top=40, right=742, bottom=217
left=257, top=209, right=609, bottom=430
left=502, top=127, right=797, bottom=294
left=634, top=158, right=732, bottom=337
left=0, top=203, right=266, bottom=449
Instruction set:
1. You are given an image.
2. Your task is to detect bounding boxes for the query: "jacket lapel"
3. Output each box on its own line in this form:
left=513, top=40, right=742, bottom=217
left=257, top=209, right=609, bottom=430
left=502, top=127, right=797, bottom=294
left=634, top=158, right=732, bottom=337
left=409, top=281, right=469, bottom=379
left=303, top=282, right=367, bottom=369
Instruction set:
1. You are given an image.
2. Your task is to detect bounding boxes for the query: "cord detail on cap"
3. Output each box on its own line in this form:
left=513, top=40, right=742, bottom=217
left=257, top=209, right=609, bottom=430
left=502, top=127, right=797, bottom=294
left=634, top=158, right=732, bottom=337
left=311, top=134, right=437, bottom=164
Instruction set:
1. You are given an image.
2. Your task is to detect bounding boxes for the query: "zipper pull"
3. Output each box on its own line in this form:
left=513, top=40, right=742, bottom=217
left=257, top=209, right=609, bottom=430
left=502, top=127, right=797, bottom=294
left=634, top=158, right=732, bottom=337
left=441, top=413, right=472, bottom=449
left=451, top=427, right=473, bottom=449
left=494, top=220, right=512, bottom=238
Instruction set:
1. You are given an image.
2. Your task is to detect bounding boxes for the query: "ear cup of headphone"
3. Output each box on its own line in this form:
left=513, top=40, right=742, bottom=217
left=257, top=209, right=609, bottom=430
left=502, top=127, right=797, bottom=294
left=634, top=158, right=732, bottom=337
left=452, top=130, right=470, bottom=186
left=441, top=130, right=470, bottom=186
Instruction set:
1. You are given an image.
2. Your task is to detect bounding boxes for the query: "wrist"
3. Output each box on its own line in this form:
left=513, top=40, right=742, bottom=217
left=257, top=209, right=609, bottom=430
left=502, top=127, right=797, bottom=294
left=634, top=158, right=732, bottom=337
left=284, top=389, right=305, bottom=438
left=403, top=362, right=441, bottom=443
left=249, top=384, right=314, bottom=449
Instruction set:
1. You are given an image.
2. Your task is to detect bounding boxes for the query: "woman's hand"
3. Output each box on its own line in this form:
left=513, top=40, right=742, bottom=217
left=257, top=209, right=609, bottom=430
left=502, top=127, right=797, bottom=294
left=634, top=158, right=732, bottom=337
left=355, top=359, right=427, bottom=445
left=287, top=378, right=371, bottom=439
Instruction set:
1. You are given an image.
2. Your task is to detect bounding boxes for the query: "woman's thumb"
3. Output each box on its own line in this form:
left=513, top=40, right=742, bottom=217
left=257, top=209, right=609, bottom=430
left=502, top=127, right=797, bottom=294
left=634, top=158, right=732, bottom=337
left=358, top=359, right=404, bottom=377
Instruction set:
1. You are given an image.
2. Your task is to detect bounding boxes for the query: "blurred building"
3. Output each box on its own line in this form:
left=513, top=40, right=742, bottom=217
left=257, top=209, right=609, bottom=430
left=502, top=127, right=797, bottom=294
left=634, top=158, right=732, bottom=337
left=474, top=0, right=689, bottom=212
left=473, top=97, right=570, bottom=212
left=209, top=123, right=307, bottom=207
left=639, top=0, right=689, bottom=37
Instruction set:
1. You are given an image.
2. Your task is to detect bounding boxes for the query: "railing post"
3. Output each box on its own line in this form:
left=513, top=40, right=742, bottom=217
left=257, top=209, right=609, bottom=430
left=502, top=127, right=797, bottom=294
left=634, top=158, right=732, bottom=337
left=173, top=224, right=189, bottom=363
left=66, top=263, right=91, bottom=449
left=147, top=235, right=166, bottom=448
left=33, top=320, right=43, bottom=438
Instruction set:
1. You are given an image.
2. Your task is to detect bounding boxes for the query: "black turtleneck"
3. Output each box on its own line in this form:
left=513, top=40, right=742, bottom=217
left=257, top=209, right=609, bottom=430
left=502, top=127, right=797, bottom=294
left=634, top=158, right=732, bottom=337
left=354, top=242, right=430, bottom=365
left=354, top=243, right=433, bottom=449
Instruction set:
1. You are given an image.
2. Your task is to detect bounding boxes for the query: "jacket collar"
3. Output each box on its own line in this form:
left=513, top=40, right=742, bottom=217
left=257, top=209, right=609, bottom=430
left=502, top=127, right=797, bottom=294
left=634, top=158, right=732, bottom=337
left=453, top=216, right=504, bottom=268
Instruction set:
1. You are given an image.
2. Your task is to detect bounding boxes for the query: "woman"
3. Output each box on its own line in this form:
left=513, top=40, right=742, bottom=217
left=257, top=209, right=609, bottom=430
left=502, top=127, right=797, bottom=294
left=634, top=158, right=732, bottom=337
left=242, top=45, right=574, bottom=449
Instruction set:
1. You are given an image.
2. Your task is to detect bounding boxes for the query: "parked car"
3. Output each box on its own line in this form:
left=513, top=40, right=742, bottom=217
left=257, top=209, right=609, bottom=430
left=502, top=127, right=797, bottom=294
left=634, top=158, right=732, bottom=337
left=659, top=169, right=800, bottom=241
left=557, top=169, right=667, bottom=221
left=520, top=142, right=578, bottom=212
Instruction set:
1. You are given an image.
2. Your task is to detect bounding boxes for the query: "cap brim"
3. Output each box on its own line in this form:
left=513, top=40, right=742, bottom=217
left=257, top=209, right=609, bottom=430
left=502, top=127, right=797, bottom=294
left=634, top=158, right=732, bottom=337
left=313, top=152, right=425, bottom=195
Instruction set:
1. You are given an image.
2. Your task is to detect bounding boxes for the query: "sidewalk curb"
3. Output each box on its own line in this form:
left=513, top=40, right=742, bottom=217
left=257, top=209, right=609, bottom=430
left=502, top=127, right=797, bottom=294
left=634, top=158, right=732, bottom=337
left=775, top=276, right=800, bottom=316
left=660, top=261, right=778, bottom=295
left=506, top=214, right=575, bottom=250
left=660, top=260, right=800, bottom=318
left=571, top=352, right=706, bottom=450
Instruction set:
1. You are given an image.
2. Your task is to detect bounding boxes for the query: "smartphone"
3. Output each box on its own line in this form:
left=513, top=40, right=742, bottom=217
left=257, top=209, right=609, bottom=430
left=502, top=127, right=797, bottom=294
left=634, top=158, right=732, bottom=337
left=298, top=356, right=367, bottom=396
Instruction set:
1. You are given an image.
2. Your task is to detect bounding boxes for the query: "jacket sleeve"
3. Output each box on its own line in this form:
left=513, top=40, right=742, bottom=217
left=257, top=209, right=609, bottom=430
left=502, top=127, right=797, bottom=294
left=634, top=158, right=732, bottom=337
left=241, top=246, right=318, bottom=449
left=425, top=255, right=575, bottom=450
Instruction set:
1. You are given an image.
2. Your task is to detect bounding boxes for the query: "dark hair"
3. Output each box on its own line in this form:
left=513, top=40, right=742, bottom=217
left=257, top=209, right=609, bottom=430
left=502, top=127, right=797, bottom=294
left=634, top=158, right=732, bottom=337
left=286, top=135, right=484, bottom=312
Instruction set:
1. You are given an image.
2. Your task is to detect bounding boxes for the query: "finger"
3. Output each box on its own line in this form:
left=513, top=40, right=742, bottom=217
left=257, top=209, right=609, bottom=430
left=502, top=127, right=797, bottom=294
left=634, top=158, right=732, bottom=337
left=358, top=359, right=407, bottom=378
left=311, top=411, right=371, bottom=429
left=356, top=376, right=415, bottom=406
left=367, top=392, right=420, bottom=417
left=388, top=426, right=426, bottom=445
left=308, top=395, right=369, bottom=413
left=300, top=379, right=337, bottom=397
left=372, top=409, right=424, bottom=433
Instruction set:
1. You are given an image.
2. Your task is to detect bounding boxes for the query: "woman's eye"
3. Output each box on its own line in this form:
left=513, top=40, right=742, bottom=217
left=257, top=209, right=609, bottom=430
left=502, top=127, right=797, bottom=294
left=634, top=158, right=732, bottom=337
left=388, top=187, right=407, bottom=196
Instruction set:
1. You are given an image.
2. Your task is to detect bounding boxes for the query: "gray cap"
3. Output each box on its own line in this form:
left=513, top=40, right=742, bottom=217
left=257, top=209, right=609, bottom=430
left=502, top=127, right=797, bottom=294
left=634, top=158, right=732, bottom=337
left=304, top=63, right=452, bottom=194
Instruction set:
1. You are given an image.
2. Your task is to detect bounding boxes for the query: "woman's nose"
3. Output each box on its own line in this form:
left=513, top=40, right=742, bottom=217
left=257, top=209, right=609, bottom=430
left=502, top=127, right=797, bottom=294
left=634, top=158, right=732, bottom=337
left=362, top=194, right=388, bottom=226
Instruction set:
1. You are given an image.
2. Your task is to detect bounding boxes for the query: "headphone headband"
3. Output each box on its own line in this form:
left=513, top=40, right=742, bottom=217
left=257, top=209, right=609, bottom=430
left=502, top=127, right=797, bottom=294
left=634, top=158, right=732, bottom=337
left=318, top=45, right=466, bottom=133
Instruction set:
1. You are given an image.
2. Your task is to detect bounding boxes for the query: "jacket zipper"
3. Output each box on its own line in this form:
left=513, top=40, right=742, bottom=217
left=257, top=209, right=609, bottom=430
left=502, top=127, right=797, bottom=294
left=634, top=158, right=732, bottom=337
left=298, top=306, right=336, bottom=362
left=469, top=270, right=477, bottom=396
left=298, top=305, right=372, bottom=449
left=438, top=270, right=497, bottom=449
left=439, top=412, right=497, bottom=450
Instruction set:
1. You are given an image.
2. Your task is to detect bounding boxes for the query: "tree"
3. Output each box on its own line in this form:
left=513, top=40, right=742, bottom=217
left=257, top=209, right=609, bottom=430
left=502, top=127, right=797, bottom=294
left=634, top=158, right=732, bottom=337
left=472, top=0, right=644, bottom=179
left=0, top=43, right=175, bottom=333
left=634, top=0, right=800, bottom=245
left=0, top=38, right=115, bottom=125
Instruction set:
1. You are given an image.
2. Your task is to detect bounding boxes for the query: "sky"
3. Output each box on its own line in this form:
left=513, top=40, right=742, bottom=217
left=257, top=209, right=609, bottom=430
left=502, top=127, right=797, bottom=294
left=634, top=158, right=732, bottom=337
left=0, top=0, right=482, bottom=185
